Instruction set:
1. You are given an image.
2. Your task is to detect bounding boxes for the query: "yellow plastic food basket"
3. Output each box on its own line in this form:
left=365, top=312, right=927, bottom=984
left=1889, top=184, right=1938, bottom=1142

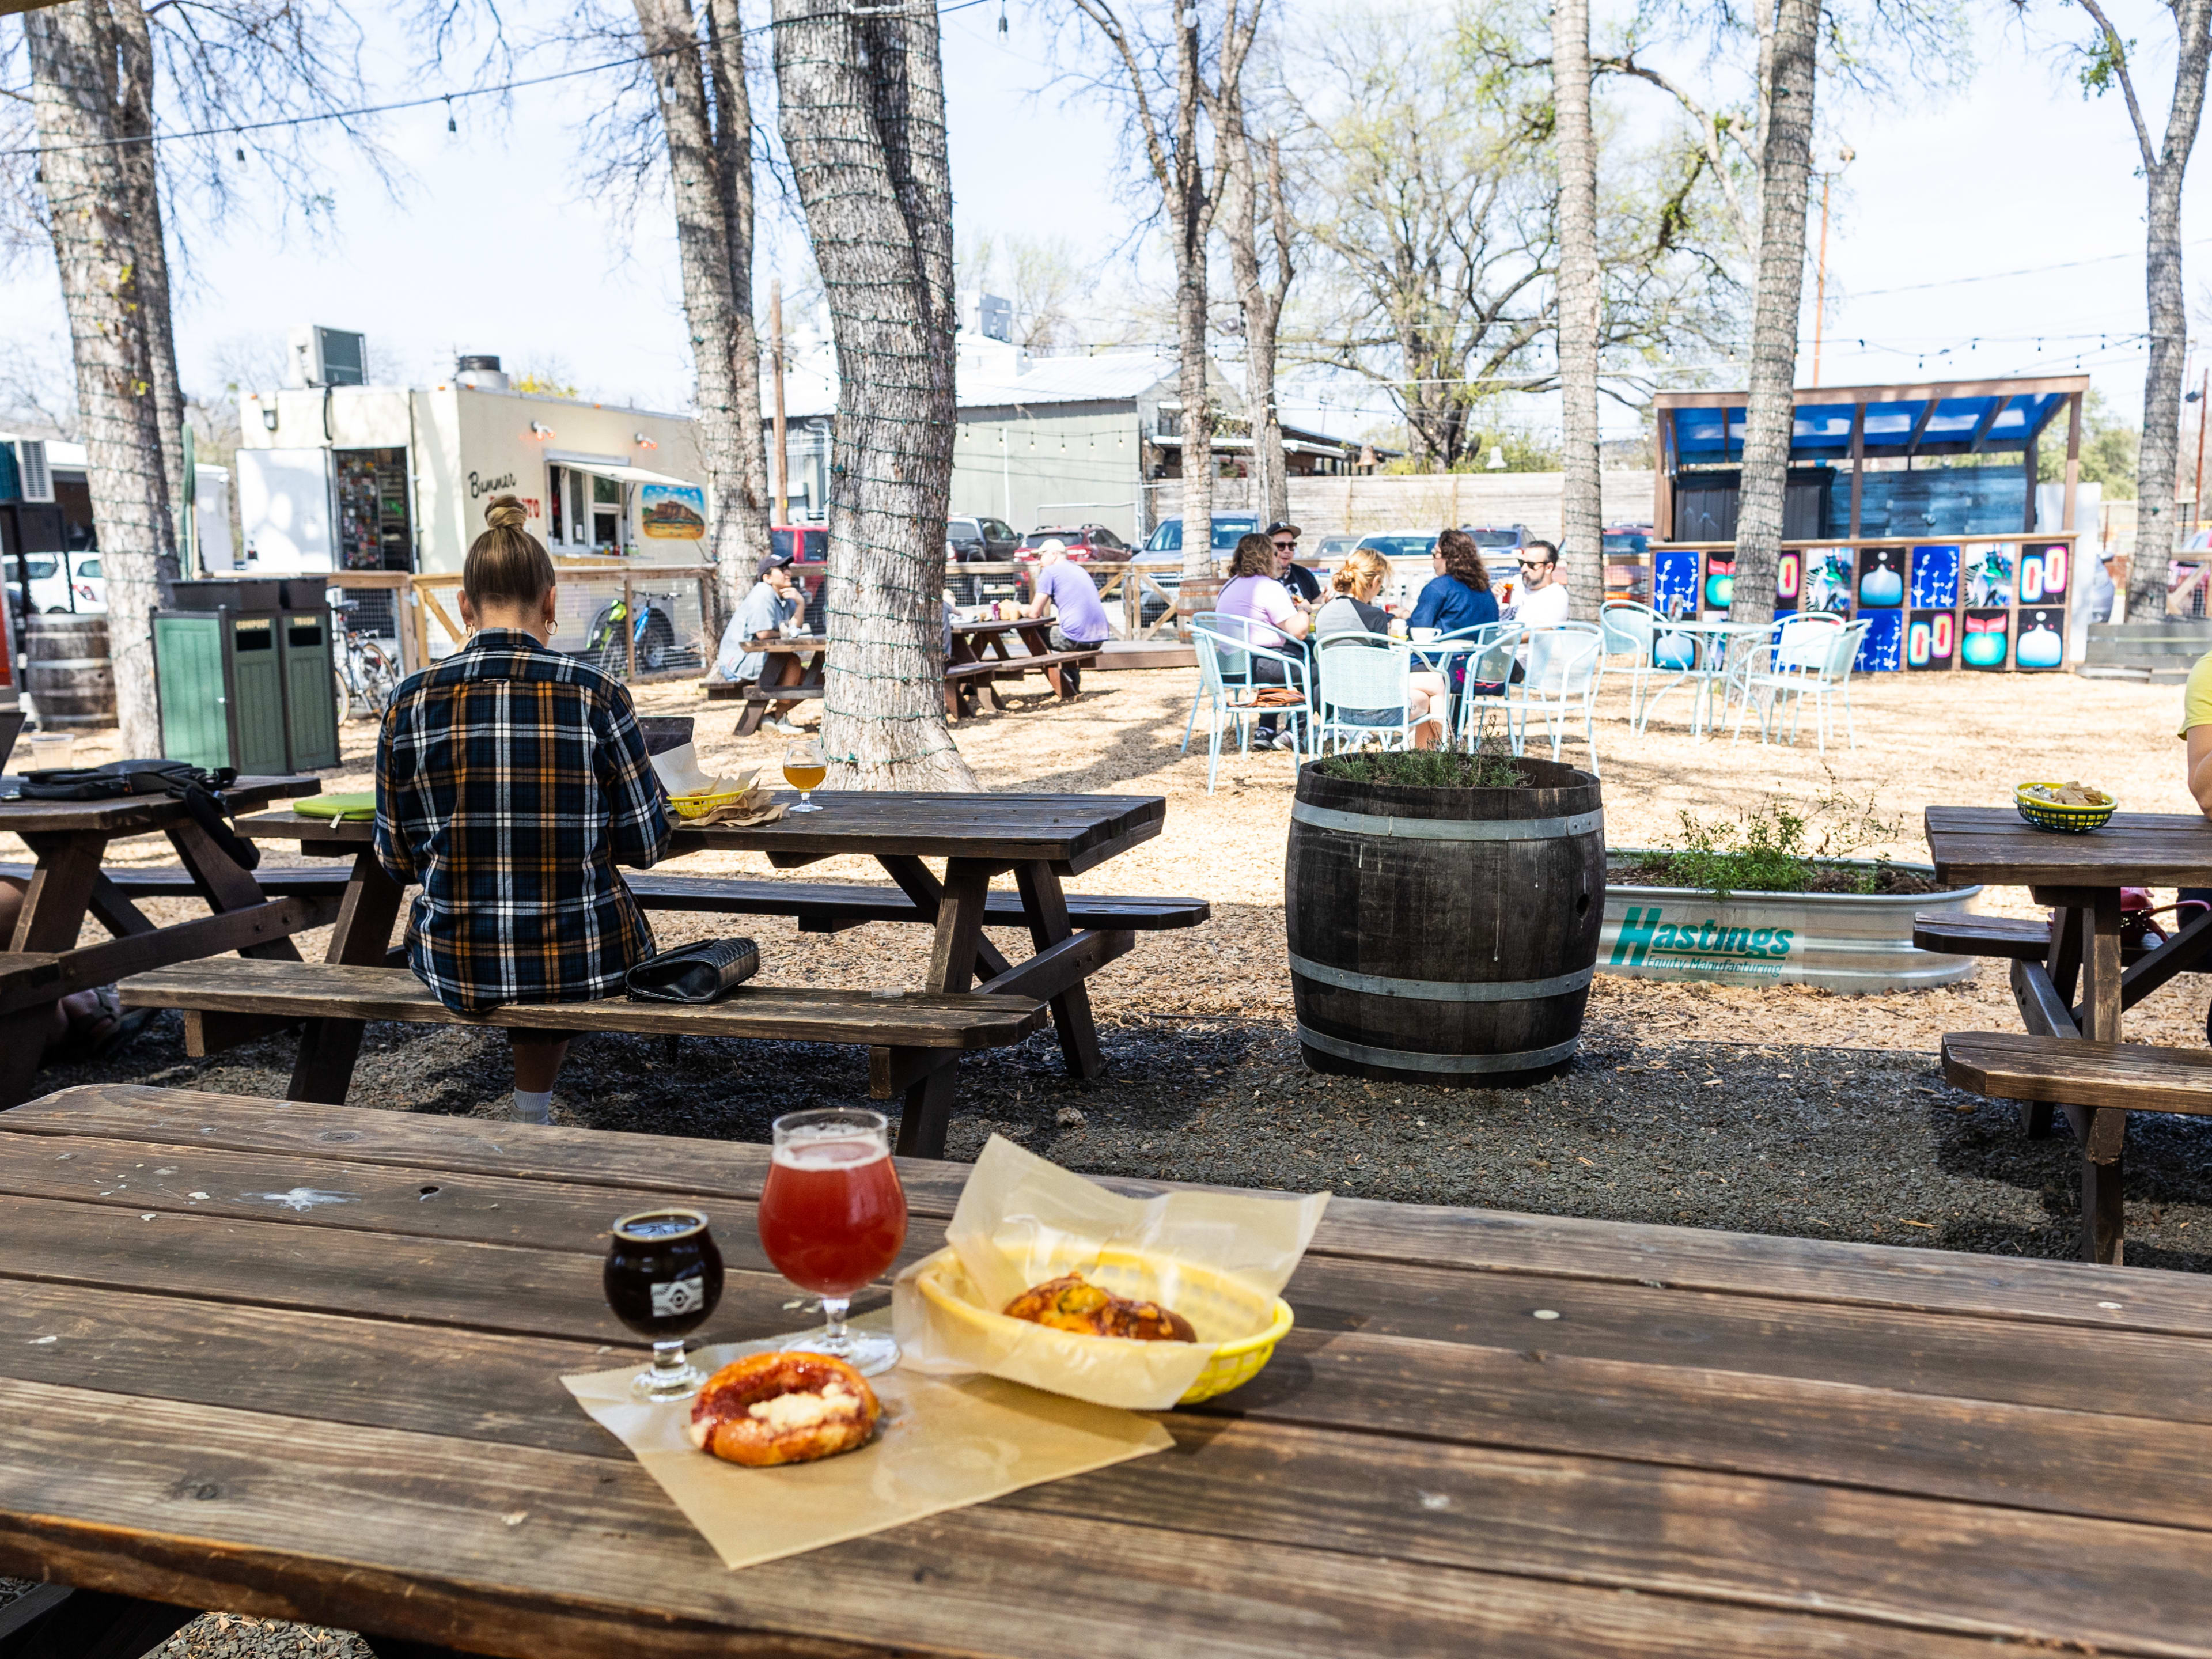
left=914, top=1244, right=1294, bottom=1404
left=666, top=786, right=749, bottom=821
left=2014, top=782, right=2118, bottom=834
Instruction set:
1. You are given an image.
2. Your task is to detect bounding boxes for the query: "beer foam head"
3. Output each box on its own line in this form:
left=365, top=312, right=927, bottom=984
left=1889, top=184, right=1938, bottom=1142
left=772, top=1124, right=888, bottom=1170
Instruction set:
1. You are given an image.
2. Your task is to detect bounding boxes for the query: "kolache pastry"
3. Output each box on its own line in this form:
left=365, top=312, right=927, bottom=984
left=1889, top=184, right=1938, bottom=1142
left=688, top=1351, right=881, bottom=1466
left=1002, top=1272, right=1196, bottom=1343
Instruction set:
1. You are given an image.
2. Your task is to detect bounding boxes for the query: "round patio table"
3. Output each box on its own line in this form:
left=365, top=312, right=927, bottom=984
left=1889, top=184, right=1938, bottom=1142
left=1635, top=618, right=1771, bottom=738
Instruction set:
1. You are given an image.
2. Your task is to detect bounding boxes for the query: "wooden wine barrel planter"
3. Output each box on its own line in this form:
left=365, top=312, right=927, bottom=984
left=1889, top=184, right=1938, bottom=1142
left=23, top=614, right=115, bottom=728
left=1286, top=756, right=1605, bottom=1085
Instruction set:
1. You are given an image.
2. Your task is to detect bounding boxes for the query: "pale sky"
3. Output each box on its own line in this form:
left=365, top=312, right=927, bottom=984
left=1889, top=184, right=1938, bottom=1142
left=2, top=0, right=2208, bottom=447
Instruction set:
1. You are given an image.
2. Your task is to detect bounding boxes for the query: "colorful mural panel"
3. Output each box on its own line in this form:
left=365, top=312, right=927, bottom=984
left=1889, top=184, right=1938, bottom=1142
left=1961, top=608, right=2012, bottom=670
left=1906, top=609, right=1956, bottom=670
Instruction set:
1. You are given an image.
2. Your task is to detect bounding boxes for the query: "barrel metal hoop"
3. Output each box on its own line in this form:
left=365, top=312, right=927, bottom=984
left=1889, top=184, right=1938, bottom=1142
left=1296, top=1025, right=1581, bottom=1074
left=1291, top=802, right=1603, bottom=842
left=1289, top=953, right=1594, bottom=1002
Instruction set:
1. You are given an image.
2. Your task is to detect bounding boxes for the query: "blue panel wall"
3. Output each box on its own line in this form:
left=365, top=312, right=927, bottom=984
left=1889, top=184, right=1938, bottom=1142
left=1822, top=465, right=2030, bottom=539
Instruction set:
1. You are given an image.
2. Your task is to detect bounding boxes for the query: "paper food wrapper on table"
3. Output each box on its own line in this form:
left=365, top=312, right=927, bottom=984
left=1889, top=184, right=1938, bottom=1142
left=563, top=1315, right=1170, bottom=1571
left=892, top=1135, right=1330, bottom=1410
left=652, top=749, right=786, bottom=827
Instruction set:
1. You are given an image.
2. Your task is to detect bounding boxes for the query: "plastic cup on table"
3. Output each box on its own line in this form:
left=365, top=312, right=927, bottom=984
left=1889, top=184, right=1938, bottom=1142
left=1410, top=627, right=1440, bottom=644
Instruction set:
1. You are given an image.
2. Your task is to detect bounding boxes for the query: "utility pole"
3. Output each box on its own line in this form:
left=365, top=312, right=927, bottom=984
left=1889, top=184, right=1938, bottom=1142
left=771, top=281, right=790, bottom=525
left=1809, top=147, right=1854, bottom=389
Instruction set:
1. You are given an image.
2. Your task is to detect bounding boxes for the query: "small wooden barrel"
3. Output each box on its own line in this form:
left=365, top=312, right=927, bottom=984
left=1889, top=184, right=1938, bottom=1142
left=24, top=613, right=115, bottom=728
left=1286, top=756, right=1605, bottom=1085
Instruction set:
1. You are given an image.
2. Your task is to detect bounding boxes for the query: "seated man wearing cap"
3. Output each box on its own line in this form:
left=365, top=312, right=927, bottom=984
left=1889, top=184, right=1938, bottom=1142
left=1270, top=522, right=1323, bottom=606
left=714, top=550, right=809, bottom=736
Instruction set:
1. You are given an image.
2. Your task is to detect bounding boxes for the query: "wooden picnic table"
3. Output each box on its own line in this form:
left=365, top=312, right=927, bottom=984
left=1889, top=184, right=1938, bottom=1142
left=1925, top=806, right=2212, bottom=1051
left=945, top=617, right=1096, bottom=717
left=701, top=636, right=829, bottom=736
left=218, top=793, right=1165, bottom=1153
left=0, top=775, right=325, bottom=1109
left=9, top=1081, right=2212, bottom=1658
left=1924, top=805, right=2212, bottom=1261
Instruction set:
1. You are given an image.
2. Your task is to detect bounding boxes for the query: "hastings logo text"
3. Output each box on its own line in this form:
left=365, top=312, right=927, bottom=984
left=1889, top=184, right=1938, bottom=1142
left=1609, top=906, right=1796, bottom=966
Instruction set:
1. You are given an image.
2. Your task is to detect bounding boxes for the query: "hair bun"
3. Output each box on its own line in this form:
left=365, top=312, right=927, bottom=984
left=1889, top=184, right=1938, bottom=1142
left=485, top=495, right=528, bottom=532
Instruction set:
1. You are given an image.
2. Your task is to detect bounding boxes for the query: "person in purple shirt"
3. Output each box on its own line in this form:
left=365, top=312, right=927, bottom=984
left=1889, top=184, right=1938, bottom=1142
left=1024, top=540, right=1113, bottom=696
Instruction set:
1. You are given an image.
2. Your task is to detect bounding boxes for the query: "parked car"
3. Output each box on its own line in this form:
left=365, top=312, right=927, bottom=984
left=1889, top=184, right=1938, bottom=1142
left=948, top=515, right=1020, bottom=563
left=1464, top=525, right=1532, bottom=554
left=1312, top=532, right=1362, bottom=561
left=1016, top=524, right=1132, bottom=563
left=3, top=553, right=71, bottom=615
left=1142, top=514, right=1261, bottom=559
left=65, top=551, right=105, bottom=613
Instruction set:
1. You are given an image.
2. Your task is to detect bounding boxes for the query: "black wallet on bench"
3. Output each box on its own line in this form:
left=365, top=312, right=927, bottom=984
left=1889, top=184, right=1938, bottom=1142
left=625, top=938, right=762, bottom=1003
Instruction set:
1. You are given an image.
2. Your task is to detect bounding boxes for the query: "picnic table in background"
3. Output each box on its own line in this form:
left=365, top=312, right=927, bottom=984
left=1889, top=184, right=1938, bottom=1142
left=144, top=792, right=1189, bottom=1158
left=702, top=635, right=830, bottom=736
left=0, top=774, right=325, bottom=1109
left=1923, top=805, right=2212, bottom=1262
left=945, top=617, right=1097, bottom=719
left=9, top=1082, right=2212, bottom=1658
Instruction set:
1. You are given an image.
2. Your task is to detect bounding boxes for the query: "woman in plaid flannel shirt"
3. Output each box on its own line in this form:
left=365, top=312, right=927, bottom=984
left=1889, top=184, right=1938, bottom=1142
left=374, top=497, right=672, bottom=1122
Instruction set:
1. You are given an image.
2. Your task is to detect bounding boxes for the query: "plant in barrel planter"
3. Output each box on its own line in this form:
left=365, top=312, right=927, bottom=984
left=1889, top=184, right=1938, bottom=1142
left=1286, top=749, right=1604, bottom=1084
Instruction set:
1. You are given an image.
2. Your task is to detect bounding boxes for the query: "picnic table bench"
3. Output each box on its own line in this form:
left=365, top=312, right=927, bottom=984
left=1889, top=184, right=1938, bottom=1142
left=113, top=793, right=1192, bottom=1158
left=944, top=618, right=1097, bottom=720
left=10, top=1081, right=2212, bottom=1658
left=0, top=775, right=325, bottom=1109
left=700, top=635, right=828, bottom=735
left=1923, top=805, right=2212, bottom=1262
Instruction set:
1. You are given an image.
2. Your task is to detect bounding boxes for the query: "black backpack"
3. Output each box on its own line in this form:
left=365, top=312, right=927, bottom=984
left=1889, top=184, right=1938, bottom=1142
left=21, top=760, right=260, bottom=871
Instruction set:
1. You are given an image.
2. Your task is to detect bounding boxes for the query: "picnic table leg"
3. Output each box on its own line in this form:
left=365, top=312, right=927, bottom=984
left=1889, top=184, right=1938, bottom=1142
left=2078, top=890, right=2123, bottom=1042
left=1014, top=861, right=1104, bottom=1078
left=879, top=855, right=1012, bottom=982
left=2082, top=1107, right=2128, bottom=1266
left=287, top=853, right=407, bottom=1104
left=166, top=819, right=302, bottom=964
left=2022, top=907, right=2088, bottom=1138
left=0, top=831, right=109, bottom=1109
left=889, top=858, right=999, bottom=1158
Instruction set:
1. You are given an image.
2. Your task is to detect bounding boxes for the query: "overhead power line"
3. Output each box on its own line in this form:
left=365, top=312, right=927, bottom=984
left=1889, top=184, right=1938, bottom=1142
left=3, top=0, right=995, bottom=161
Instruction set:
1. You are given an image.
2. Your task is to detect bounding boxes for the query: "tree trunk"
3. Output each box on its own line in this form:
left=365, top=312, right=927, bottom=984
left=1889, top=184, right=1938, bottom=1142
left=1219, top=125, right=1291, bottom=532
left=1551, top=0, right=1602, bottom=620
left=1728, top=0, right=1819, bottom=628
left=638, top=0, right=764, bottom=627
left=26, top=0, right=175, bottom=756
left=706, top=0, right=772, bottom=627
left=773, top=0, right=975, bottom=789
left=112, top=0, right=185, bottom=539
left=2130, top=4, right=2212, bottom=617
left=1175, top=15, right=1214, bottom=583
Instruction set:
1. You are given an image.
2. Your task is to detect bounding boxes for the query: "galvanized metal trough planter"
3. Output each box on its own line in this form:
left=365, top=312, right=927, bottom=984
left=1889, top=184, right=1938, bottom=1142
left=1599, top=855, right=1983, bottom=993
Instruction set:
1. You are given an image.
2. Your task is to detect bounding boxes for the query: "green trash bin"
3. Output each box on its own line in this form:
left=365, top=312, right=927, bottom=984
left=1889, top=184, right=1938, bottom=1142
left=153, top=609, right=294, bottom=775
left=279, top=609, right=340, bottom=770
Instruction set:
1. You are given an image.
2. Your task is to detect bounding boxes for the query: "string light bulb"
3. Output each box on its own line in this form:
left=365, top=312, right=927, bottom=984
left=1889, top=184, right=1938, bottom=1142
left=445, top=97, right=456, bottom=134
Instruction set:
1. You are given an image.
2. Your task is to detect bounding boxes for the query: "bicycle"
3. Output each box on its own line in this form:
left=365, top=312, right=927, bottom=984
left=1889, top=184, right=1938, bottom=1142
left=333, top=604, right=401, bottom=723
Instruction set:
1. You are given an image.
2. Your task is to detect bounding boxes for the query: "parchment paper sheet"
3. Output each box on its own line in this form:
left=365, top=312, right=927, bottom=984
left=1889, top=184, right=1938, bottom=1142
left=892, top=1135, right=1330, bottom=1409
left=562, top=1316, right=1172, bottom=1571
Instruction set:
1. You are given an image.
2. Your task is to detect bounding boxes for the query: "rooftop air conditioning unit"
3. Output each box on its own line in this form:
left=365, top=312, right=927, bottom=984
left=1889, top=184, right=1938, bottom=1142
left=287, top=324, right=368, bottom=388
left=9, top=438, right=52, bottom=503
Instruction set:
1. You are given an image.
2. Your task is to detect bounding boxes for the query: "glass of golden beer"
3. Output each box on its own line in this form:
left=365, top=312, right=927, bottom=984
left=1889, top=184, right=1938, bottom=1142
left=783, top=737, right=827, bottom=813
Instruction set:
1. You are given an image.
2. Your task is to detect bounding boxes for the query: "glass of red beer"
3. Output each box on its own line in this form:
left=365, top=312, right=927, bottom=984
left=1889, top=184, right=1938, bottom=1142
left=758, top=1107, right=908, bottom=1376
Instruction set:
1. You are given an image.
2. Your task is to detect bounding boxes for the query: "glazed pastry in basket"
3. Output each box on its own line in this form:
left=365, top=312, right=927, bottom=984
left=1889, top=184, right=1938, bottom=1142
left=1002, top=1272, right=1196, bottom=1343
left=688, top=1352, right=881, bottom=1466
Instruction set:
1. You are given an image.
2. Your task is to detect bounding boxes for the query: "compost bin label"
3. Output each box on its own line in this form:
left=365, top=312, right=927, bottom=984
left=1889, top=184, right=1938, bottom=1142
left=1604, top=905, right=1797, bottom=980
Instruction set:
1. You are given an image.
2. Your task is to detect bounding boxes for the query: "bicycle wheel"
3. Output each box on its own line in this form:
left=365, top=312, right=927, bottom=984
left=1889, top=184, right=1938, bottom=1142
left=334, top=666, right=353, bottom=725
left=359, top=639, right=400, bottom=715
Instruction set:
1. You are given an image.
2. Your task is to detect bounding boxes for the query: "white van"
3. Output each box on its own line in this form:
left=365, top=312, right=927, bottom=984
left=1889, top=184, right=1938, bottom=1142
left=3, top=553, right=71, bottom=615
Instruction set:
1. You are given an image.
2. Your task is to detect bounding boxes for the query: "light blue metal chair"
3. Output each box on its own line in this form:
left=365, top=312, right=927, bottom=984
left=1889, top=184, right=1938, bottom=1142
left=1732, top=616, right=1865, bottom=752
left=1448, top=622, right=1524, bottom=749
left=1599, top=600, right=1662, bottom=732
left=1185, top=619, right=1312, bottom=790
left=1313, top=632, right=1423, bottom=753
left=1506, top=622, right=1605, bottom=774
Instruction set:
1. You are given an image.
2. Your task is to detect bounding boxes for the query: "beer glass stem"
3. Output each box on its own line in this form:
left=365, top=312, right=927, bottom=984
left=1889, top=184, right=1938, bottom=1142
left=651, top=1339, right=688, bottom=1384
left=820, top=1296, right=851, bottom=1346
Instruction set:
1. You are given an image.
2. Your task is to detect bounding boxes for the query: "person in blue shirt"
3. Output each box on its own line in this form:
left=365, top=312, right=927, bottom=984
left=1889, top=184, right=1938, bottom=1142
left=1408, top=528, right=1502, bottom=700
left=1408, top=528, right=1501, bottom=635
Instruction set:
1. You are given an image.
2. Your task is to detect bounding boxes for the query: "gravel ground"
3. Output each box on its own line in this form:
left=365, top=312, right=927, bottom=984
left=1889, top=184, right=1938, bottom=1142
left=11, top=664, right=2212, bottom=1654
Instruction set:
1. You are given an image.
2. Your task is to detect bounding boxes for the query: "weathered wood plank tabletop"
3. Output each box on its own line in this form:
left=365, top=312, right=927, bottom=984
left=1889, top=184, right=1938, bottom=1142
left=6, top=1082, right=2212, bottom=1658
